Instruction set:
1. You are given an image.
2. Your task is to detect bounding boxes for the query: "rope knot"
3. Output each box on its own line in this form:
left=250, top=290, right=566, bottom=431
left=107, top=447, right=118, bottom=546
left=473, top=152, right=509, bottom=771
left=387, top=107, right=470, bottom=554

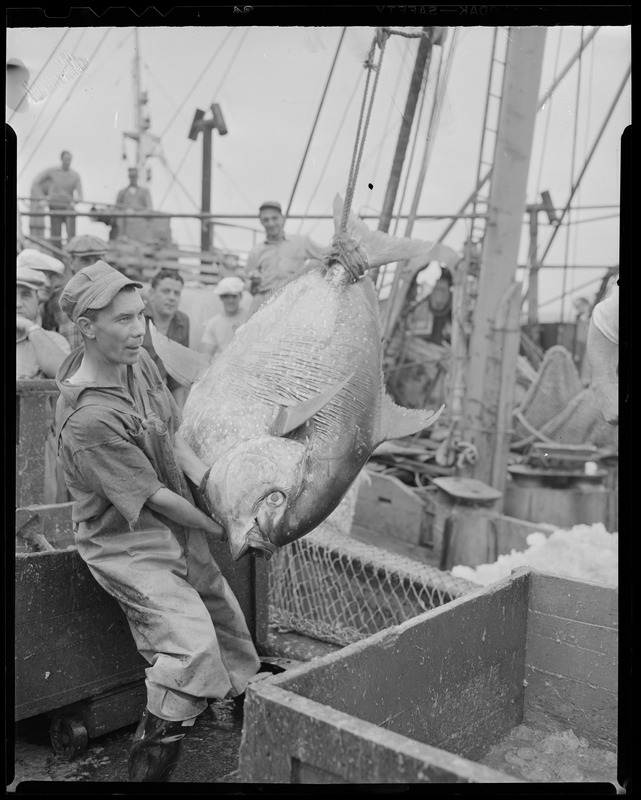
left=328, top=234, right=369, bottom=281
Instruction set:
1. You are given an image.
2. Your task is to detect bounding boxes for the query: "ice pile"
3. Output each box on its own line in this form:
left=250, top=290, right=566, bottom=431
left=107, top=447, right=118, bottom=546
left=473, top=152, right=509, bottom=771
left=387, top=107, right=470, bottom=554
left=480, top=724, right=617, bottom=782
left=451, top=522, right=618, bottom=587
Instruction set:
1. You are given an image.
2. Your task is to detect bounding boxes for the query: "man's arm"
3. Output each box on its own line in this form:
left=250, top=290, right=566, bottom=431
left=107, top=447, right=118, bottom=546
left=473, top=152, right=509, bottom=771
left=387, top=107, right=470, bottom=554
left=75, top=174, right=84, bottom=202
left=586, top=320, right=618, bottom=425
left=146, top=486, right=224, bottom=539
left=17, top=317, right=70, bottom=378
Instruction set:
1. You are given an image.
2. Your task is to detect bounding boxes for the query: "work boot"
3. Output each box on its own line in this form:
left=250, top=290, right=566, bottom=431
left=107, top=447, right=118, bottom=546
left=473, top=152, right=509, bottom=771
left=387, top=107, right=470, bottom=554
left=128, top=709, right=195, bottom=782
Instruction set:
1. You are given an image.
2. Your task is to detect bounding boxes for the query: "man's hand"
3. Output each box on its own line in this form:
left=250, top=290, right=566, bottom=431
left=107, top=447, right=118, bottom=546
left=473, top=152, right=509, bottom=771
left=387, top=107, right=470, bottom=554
left=17, top=314, right=37, bottom=338
left=199, top=512, right=227, bottom=541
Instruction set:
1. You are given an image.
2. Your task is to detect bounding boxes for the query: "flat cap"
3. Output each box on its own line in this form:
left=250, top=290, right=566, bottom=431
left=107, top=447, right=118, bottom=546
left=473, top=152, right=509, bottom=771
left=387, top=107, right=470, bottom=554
left=17, top=266, right=49, bottom=290
left=17, top=248, right=66, bottom=275
left=65, top=234, right=110, bottom=256
left=259, top=201, right=282, bottom=214
left=59, top=260, right=142, bottom=323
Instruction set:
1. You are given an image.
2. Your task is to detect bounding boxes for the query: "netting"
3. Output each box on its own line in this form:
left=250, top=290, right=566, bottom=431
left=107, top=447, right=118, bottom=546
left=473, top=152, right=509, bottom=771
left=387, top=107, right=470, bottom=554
left=512, top=345, right=583, bottom=447
left=268, top=473, right=479, bottom=647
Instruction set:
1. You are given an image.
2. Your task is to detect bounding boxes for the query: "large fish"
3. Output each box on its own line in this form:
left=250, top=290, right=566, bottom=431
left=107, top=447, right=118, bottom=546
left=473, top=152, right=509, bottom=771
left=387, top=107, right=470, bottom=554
left=153, top=196, right=447, bottom=560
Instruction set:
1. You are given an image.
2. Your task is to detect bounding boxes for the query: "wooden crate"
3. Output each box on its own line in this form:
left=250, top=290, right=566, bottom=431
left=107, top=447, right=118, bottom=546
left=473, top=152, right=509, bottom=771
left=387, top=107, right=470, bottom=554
left=239, top=567, right=617, bottom=784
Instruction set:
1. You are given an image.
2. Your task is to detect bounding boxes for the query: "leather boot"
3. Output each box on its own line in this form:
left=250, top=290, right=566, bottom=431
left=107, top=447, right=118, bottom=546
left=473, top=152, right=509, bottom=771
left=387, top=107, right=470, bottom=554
left=128, top=709, right=195, bottom=782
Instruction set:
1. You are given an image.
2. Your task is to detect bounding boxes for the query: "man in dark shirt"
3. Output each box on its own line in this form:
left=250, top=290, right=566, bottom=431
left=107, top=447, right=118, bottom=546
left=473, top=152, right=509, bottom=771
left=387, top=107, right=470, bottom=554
left=55, top=260, right=261, bottom=781
left=142, top=269, right=190, bottom=407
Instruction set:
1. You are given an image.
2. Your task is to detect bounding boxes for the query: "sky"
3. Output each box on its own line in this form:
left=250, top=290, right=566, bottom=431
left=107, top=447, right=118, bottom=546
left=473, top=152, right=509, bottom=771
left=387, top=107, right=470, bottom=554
left=6, top=21, right=631, bottom=321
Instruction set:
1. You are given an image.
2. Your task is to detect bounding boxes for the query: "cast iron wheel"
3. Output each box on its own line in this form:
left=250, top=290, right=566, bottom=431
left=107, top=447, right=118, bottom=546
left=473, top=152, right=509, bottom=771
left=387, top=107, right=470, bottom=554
left=49, top=713, right=89, bottom=760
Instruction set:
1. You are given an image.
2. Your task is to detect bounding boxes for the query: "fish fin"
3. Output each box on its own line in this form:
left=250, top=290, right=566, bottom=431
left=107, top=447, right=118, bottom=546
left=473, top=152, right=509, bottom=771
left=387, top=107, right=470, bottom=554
left=269, top=373, right=354, bottom=437
left=377, top=393, right=445, bottom=444
left=148, top=321, right=210, bottom=388
left=332, top=194, right=441, bottom=270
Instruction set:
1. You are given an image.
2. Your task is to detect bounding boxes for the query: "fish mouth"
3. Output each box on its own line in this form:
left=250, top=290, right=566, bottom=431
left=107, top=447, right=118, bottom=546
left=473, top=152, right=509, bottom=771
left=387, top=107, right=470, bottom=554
left=231, top=523, right=277, bottom=562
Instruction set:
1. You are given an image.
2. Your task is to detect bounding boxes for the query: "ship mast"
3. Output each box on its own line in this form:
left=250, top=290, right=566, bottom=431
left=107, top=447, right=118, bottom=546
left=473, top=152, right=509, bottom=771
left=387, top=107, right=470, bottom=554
left=123, top=27, right=159, bottom=187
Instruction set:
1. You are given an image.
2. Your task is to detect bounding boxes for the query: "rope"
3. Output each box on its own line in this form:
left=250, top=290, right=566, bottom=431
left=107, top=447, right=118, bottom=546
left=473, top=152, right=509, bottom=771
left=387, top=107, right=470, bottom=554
left=340, top=28, right=390, bottom=233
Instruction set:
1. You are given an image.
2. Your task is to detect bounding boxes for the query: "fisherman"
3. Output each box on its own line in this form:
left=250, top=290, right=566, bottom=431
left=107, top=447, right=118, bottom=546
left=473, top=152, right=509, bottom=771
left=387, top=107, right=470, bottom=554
left=245, top=200, right=327, bottom=313
left=200, top=276, right=249, bottom=361
left=17, top=248, right=68, bottom=333
left=587, top=282, right=619, bottom=426
left=114, top=166, right=153, bottom=239
left=31, top=150, right=83, bottom=246
left=57, top=235, right=110, bottom=349
left=17, top=266, right=71, bottom=505
left=17, top=266, right=71, bottom=379
left=142, top=269, right=191, bottom=408
left=54, top=260, right=262, bottom=782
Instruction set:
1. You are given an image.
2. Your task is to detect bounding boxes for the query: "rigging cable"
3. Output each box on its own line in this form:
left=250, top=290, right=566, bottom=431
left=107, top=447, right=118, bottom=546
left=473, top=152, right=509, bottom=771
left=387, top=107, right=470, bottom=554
left=157, top=26, right=251, bottom=211
left=18, top=28, right=112, bottom=179
left=17, top=28, right=89, bottom=151
left=434, top=26, right=601, bottom=248
left=537, top=64, right=630, bottom=268
left=284, top=27, right=346, bottom=221
left=297, top=70, right=364, bottom=237
left=560, top=27, right=585, bottom=322
left=6, top=27, right=71, bottom=123
left=157, top=27, right=239, bottom=141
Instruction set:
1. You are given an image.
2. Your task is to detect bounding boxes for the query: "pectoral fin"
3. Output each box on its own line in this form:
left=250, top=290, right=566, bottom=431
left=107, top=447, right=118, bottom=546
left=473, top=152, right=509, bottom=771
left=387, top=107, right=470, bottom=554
left=149, top=321, right=210, bottom=388
left=377, top=393, right=445, bottom=444
left=269, top=373, right=354, bottom=437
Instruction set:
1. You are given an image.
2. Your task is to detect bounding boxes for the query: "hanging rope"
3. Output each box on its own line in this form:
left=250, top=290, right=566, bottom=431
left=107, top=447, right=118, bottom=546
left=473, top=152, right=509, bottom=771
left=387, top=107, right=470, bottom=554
left=340, top=27, right=390, bottom=233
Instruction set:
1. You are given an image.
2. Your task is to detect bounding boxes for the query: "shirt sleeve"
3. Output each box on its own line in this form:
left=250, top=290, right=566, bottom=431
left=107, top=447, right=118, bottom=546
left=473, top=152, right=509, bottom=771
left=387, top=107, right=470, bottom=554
left=68, top=407, right=165, bottom=526
left=200, top=318, right=218, bottom=347
left=591, top=286, right=619, bottom=344
left=246, top=248, right=260, bottom=272
left=46, top=330, right=72, bottom=354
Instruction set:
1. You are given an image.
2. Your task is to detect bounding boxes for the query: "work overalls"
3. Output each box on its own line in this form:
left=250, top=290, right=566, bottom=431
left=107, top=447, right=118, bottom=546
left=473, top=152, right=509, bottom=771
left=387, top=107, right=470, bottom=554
left=56, top=365, right=260, bottom=722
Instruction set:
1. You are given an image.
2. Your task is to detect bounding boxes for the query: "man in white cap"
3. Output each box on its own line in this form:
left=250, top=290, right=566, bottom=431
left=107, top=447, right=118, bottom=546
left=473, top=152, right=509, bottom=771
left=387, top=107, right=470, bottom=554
left=200, top=276, right=249, bottom=361
left=17, top=248, right=69, bottom=332
left=16, top=266, right=70, bottom=379
left=54, top=260, right=263, bottom=782
left=245, top=200, right=327, bottom=313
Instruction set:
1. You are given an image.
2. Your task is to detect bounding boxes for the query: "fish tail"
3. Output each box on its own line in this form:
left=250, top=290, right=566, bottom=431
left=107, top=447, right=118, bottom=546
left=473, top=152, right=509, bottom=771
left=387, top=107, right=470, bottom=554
left=332, top=194, right=439, bottom=271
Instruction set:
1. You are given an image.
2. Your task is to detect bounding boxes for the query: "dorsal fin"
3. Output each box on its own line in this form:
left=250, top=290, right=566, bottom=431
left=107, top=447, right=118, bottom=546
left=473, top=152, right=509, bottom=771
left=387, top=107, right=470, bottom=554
left=149, top=321, right=210, bottom=388
left=377, top=393, right=445, bottom=445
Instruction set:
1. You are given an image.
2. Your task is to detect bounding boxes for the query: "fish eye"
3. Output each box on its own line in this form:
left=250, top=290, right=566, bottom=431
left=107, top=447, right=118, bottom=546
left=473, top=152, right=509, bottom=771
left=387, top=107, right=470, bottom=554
left=266, top=491, right=285, bottom=507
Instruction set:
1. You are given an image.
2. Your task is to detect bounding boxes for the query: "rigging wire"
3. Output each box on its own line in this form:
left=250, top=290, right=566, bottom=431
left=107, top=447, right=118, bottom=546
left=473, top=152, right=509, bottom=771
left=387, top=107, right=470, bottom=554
left=18, top=28, right=112, bottom=179
left=156, top=26, right=251, bottom=211
left=560, top=26, right=585, bottom=322
left=6, top=27, right=71, bottom=123
left=391, top=44, right=431, bottom=236
left=284, top=27, right=347, bottom=221
left=19, top=27, right=90, bottom=148
left=157, top=27, right=238, bottom=141
left=537, top=64, right=630, bottom=268
left=297, top=70, right=364, bottom=237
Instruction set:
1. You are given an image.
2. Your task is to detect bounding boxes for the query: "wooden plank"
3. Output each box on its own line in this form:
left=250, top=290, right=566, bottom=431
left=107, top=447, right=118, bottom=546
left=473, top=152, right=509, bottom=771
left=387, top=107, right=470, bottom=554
left=524, top=667, right=617, bottom=749
left=240, top=684, right=518, bottom=784
left=282, top=571, right=529, bottom=761
left=528, top=571, right=618, bottom=626
left=16, top=502, right=75, bottom=551
left=526, top=617, right=617, bottom=690
left=353, top=472, right=427, bottom=545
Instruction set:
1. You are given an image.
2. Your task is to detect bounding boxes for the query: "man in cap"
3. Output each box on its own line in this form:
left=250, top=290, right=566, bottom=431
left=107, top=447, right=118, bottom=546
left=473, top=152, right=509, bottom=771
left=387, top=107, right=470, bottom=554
left=245, top=201, right=327, bottom=313
left=17, top=266, right=71, bottom=379
left=32, top=150, right=83, bottom=246
left=17, top=248, right=69, bottom=333
left=200, top=276, right=249, bottom=361
left=114, top=166, right=153, bottom=239
left=65, top=234, right=110, bottom=274
left=58, top=235, right=110, bottom=349
left=54, top=260, right=262, bottom=782
left=142, top=269, right=190, bottom=407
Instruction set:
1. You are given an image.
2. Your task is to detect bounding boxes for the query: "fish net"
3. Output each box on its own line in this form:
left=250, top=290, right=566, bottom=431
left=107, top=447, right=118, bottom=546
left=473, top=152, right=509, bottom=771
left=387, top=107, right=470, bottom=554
left=267, top=474, right=478, bottom=647
left=510, top=344, right=616, bottom=451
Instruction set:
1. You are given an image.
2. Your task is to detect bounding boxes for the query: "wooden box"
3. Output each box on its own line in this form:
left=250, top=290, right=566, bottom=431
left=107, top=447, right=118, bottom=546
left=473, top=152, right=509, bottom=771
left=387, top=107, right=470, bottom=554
left=239, top=567, right=618, bottom=784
